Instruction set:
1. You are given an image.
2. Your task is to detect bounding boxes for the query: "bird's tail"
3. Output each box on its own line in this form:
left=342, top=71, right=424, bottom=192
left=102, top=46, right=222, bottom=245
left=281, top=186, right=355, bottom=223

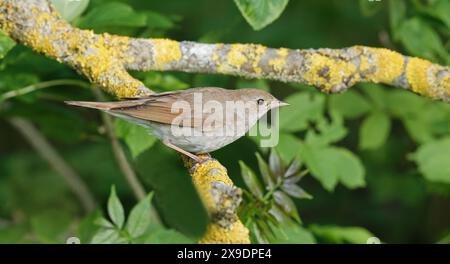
left=64, top=100, right=116, bottom=110
left=65, top=99, right=148, bottom=110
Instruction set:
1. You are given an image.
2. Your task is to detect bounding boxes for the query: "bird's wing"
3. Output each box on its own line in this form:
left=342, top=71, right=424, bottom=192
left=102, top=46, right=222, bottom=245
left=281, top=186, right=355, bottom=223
left=66, top=88, right=231, bottom=128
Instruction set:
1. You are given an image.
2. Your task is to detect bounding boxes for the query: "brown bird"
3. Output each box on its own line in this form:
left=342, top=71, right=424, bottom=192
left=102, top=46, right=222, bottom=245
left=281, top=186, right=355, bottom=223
left=66, top=87, right=288, bottom=162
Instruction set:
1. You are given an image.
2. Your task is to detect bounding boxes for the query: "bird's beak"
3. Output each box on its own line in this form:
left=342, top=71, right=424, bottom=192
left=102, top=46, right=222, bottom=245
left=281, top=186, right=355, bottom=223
left=277, top=101, right=290, bottom=107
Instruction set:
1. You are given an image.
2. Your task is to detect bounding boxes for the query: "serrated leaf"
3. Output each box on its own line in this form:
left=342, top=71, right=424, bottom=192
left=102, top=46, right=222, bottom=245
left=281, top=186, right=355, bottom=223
left=410, top=137, right=450, bottom=184
left=268, top=204, right=291, bottom=224
left=239, top=161, right=264, bottom=199
left=90, top=229, right=121, bottom=244
left=234, top=0, right=289, bottom=30
left=107, top=186, right=125, bottom=229
left=126, top=193, right=154, bottom=238
left=284, top=170, right=308, bottom=184
left=94, top=217, right=114, bottom=229
left=256, top=152, right=275, bottom=188
left=273, top=191, right=300, bottom=222
left=269, top=149, right=283, bottom=178
left=284, top=158, right=301, bottom=178
left=281, top=183, right=312, bottom=199
left=359, top=111, right=391, bottom=150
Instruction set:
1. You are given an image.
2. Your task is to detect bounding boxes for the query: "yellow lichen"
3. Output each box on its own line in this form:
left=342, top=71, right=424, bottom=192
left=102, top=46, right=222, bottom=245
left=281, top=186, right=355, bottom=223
left=366, top=48, right=404, bottom=83
left=406, top=57, right=433, bottom=97
left=268, top=47, right=288, bottom=72
left=183, top=156, right=250, bottom=244
left=190, top=158, right=232, bottom=212
left=199, top=222, right=250, bottom=244
left=303, top=53, right=357, bottom=91
left=103, top=33, right=133, bottom=64
left=226, top=44, right=248, bottom=69
left=151, top=38, right=182, bottom=70
left=248, top=44, right=266, bottom=75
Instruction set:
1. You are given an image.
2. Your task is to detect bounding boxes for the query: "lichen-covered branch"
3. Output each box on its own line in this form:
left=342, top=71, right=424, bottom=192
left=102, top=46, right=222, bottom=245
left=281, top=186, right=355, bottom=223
left=183, top=156, right=249, bottom=244
left=1, top=0, right=448, bottom=102
left=118, top=41, right=449, bottom=101
left=0, top=0, right=151, bottom=98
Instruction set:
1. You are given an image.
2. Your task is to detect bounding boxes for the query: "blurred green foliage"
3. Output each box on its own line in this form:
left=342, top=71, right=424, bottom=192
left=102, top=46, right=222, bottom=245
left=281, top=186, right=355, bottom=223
left=0, top=0, right=449, bottom=244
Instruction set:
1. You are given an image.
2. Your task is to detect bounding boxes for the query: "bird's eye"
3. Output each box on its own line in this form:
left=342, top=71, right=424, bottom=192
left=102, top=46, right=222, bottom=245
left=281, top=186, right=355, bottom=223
left=257, top=98, right=265, bottom=105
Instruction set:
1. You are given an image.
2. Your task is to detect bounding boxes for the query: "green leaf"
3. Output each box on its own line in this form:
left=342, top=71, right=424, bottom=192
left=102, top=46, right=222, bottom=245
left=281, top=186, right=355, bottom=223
left=410, top=137, right=450, bottom=184
left=279, top=92, right=325, bottom=132
left=126, top=193, right=154, bottom=238
left=107, top=186, right=125, bottom=229
left=115, top=119, right=156, bottom=159
left=90, top=229, right=121, bottom=244
left=145, top=11, right=176, bottom=30
left=310, top=225, right=375, bottom=244
left=256, top=152, right=275, bottom=188
left=333, top=149, right=366, bottom=189
left=51, top=0, right=90, bottom=22
left=300, top=145, right=365, bottom=191
left=305, top=112, right=347, bottom=147
left=77, top=2, right=147, bottom=29
left=388, top=0, right=406, bottom=41
left=239, top=161, right=264, bottom=198
left=94, top=217, right=114, bottom=229
left=269, top=148, right=283, bottom=178
left=361, top=83, right=387, bottom=109
left=328, top=90, right=371, bottom=119
left=234, top=0, right=289, bottom=30
left=142, top=226, right=194, bottom=244
left=397, top=18, right=447, bottom=62
left=135, top=143, right=208, bottom=240
left=281, top=183, right=312, bottom=199
left=275, top=133, right=302, bottom=162
left=269, top=224, right=316, bottom=244
left=359, top=111, right=391, bottom=150
left=420, top=0, right=450, bottom=30
left=273, top=191, right=300, bottom=222
left=0, top=31, right=15, bottom=60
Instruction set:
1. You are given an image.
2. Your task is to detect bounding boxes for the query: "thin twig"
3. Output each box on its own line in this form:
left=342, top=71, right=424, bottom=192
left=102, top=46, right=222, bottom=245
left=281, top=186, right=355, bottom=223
left=9, top=117, right=96, bottom=213
left=92, top=88, right=162, bottom=224
left=0, top=79, right=90, bottom=102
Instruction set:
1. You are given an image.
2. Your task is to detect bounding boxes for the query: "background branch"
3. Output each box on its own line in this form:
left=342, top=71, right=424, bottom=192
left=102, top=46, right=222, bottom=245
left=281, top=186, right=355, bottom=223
left=9, top=117, right=96, bottom=213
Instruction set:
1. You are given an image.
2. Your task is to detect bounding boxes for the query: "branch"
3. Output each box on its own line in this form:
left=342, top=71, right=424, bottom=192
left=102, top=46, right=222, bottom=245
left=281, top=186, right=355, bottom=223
left=183, top=156, right=250, bottom=244
left=92, top=88, right=161, bottom=225
left=9, top=117, right=96, bottom=213
left=1, top=0, right=448, bottom=101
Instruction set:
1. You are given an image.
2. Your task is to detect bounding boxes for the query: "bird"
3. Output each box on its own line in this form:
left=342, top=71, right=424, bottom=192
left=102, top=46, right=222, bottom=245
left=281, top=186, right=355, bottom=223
left=66, top=87, right=288, bottom=163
